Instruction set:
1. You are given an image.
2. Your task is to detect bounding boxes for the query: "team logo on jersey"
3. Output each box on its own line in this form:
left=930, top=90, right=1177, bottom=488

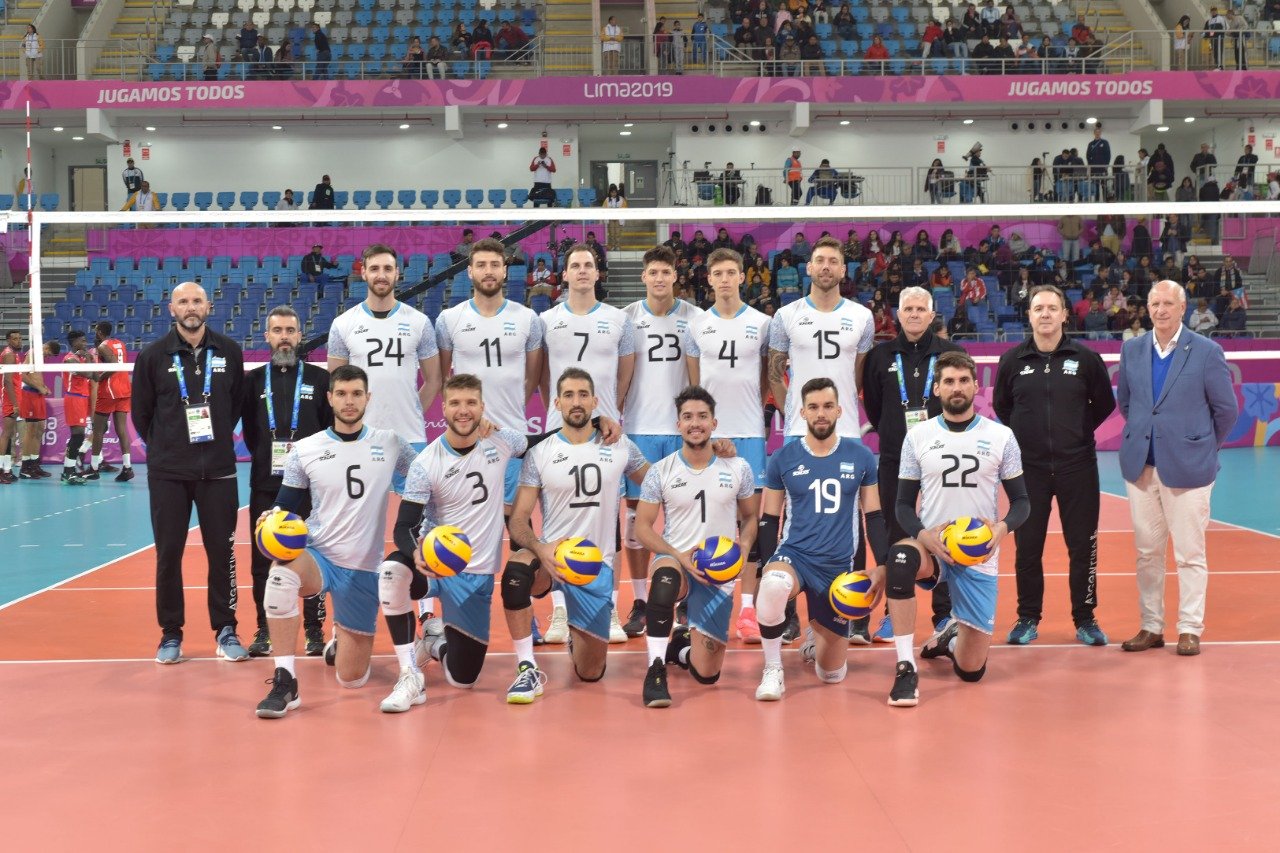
left=211, top=356, right=227, bottom=373
left=300, top=384, right=314, bottom=399
left=840, top=318, right=855, bottom=331
left=595, top=321, right=612, bottom=335
left=599, top=446, right=614, bottom=462
left=839, top=462, right=857, bottom=474
left=1019, top=365, right=1035, bottom=376
left=798, top=316, right=814, bottom=326
left=461, top=322, right=477, bottom=334
left=675, top=319, right=689, bottom=334
left=445, top=465, right=460, bottom=479
left=503, top=321, right=518, bottom=337
left=354, top=325, right=369, bottom=334
left=370, top=444, right=386, bottom=462
left=319, top=450, right=336, bottom=461
left=483, top=445, right=500, bottom=464
left=699, top=325, right=717, bottom=337
left=975, top=439, right=992, bottom=458
left=635, top=319, right=651, bottom=330
left=718, top=471, right=735, bottom=489
left=552, top=320, right=569, bottom=331
left=791, top=464, right=810, bottom=476
left=1063, top=359, right=1079, bottom=376
left=552, top=451, right=569, bottom=464
left=745, top=324, right=759, bottom=340
left=670, top=476, right=687, bottom=490
left=926, top=440, right=945, bottom=452
left=397, top=322, right=412, bottom=338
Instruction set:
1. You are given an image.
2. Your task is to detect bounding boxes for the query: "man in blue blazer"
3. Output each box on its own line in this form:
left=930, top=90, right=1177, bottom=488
left=1116, top=280, right=1238, bottom=657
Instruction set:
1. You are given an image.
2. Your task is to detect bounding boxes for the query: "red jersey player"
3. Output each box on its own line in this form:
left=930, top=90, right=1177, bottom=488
left=89, top=320, right=134, bottom=481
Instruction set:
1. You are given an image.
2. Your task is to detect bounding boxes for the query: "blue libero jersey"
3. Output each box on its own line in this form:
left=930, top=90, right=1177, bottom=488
left=765, top=437, right=878, bottom=567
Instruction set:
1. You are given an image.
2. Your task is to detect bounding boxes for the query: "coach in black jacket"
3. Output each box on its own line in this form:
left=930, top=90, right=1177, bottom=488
left=993, top=284, right=1115, bottom=647
left=240, top=305, right=332, bottom=657
left=863, top=286, right=964, bottom=633
left=132, top=282, right=246, bottom=663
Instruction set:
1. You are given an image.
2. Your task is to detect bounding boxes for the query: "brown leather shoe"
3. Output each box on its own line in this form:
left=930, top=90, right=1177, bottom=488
left=1121, top=629, right=1165, bottom=652
left=1177, top=634, right=1201, bottom=656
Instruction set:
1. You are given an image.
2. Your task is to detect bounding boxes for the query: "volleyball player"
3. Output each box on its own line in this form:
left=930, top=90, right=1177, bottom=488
left=877, top=351, right=1028, bottom=708
left=1, top=330, right=23, bottom=483
left=59, top=331, right=96, bottom=485
left=620, top=245, right=702, bottom=638
left=632, top=385, right=758, bottom=708
left=17, top=341, right=59, bottom=479
left=685, top=247, right=771, bottom=643
left=538, top=244, right=636, bottom=643
left=87, top=321, right=134, bottom=481
left=256, top=365, right=418, bottom=719
left=753, top=377, right=886, bottom=701
left=503, top=367, right=648, bottom=704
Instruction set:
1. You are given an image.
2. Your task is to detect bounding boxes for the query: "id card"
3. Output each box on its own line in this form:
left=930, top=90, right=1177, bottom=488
left=904, top=408, right=929, bottom=429
left=271, top=440, right=293, bottom=476
left=185, top=404, right=214, bottom=443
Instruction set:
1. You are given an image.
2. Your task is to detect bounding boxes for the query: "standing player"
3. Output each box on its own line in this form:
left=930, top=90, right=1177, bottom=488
left=87, top=321, right=134, bottom=482
left=59, top=331, right=97, bottom=485
left=1, top=330, right=25, bottom=483
left=538, top=244, right=636, bottom=643
left=502, top=368, right=648, bottom=703
left=686, top=247, right=771, bottom=643
left=752, top=377, right=886, bottom=701
left=633, top=385, right=758, bottom=708
left=255, top=365, right=419, bottom=719
left=619, top=245, right=702, bottom=638
left=877, top=351, right=1028, bottom=707
left=17, top=340, right=60, bottom=479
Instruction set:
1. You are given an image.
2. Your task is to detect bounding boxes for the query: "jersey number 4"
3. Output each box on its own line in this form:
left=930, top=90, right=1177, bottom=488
left=365, top=337, right=406, bottom=367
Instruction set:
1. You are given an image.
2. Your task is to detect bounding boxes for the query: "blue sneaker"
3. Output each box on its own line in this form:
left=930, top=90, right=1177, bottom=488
left=531, top=615, right=544, bottom=646
left=155, top=637, right=182, bottom=664
left=873, top=614, right=894, bottom=643
left=1006, top=618, right=1039, bottom=645
left=215, top=626, right=250, bottom=661
left=1075, top=620, right=1109, bottom=646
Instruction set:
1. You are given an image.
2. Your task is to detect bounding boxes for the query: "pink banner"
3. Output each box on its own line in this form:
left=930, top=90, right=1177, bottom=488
left=8, top=71, right=1280, bottom=111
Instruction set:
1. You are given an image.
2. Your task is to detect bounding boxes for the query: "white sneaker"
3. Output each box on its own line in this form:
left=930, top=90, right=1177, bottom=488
left=421, top=615, right=444, bottom=637
left=755, top=664, right=786, bottom=701
left=800, top=627, right=817, bottom=664
left=380, top=667, right=426, bottom=713
left=608, top=608, right=627, bottom=644
left=542, top=606, right=570, bottom=644
left=413, top=635, right=434, bottom=670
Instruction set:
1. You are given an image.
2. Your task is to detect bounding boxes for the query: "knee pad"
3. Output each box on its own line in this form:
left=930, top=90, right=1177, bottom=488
left=953, top=661, right=987, bottom=683
left=756, top=569, right=795, bottom=631
left=441, top=626, right=486, bottom=687
left=747, top=542, right=760, bottom=565
left=647, top=565, right=682, bottom=610
left=378, top=560, right=414, bottom=616
left=501, top=559, right=536, bottom=611
left=886, top=544, right=921, bottom=600
left=336, top=666, right=371, bottom=689
left=816, top=662, right=848, bottom=684
left=688, top=658, right=721, bottom=685
left=623, top=506, right=643, bottom=551
left=574, top=661, right=606, bottom=683
left=66, top=429, right=85, bottom=457
left=264, top=565, right=302, bottom=619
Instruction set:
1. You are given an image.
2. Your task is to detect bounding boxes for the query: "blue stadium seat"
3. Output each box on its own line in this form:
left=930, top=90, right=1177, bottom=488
left=214, top=192, right=235, bottom=211
left=442, top=190, right=462, bottom=209
left=354, top=10, right=373, bottom=26
left=374, top=190, right=394, bottom=209
left=555, top=189, right=573, bottom=208
left=137, top=258, right=160, bottom=274
left=464, top=189, right=484, bottom=208
left=39, top=193, right=59, bottom=211
left=891, top=7, right=909, bottom=23
left=421, top=189, right=440, bottom=208
left=530, top=294, right=550, bottom=313
left=239, top=191, right=259, bottom=209
left=577, top=188, right=597, bottom=207
left=169, top=192, right=190, bottom=211
left=262, top=191, right=281, bottom=209
left=374, top=11, right=392, bottom=27
left=0, top=193, right=13, bottom=209
left=149, top=63, right=168, bottom=81
left=333, top=191, right=349, bottom=209
left=368, top=42, right=388, bottom=61
left=397, top=189, right=417, bottom=209
left=155, top=193, right=168, bottom=209
left=487, top=189, right=507, bottom=208
left=352, top=190, right=372, bottom=210
left=347, top=43, right=367, bottom=60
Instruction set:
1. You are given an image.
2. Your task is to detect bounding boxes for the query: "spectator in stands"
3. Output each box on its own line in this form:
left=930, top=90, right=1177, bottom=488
left=1269, top=170, right=1280, bottom=200
left=310, top=22, right=331, bottom=78
left=275, top=188, right=301, bottom=211
left=834, top=4, right=858, bottom=40
left=502, top=234, right=528, bottom=267
left=602, top=185, right=626, bottom=250
left=1213, top=255, right=1243, bottom=292
left=1218, top=295, right=1247, bottom=336
left=1083, top=299, right=1110, bottom=340
left=122, top=158, right=143, bottom=194
left=690, top=13, right=709, bottom=65
left=1122, top=315, right=1146, bottom=341
left=301, top=244, right=338, bottom=292
left=497, top=19, right=531, bottom=59
left=472, top=18, right=494, bottom=59
left=865, top=34, right=890, bottom=68
left=1071, top=13, right=1094, bottom=44
left=779, top=33, right=801, bottom=75
left=1204, top=7, right=1227, bottom=69
left=991, top=36, right=1016, bottom=72
left=121, top=180, right=160, bottom=212
left=1199, top=177, right=1222, bottom=243
left=921, top=19, right=944, bottom=58
left=800, top=34, right=825, bottom=73
left=1096, top=214, right=1125, bottom=257
left=790, top=231, right=813, bottom=263
left=959, top=268, right=987, bottom=305
left=309, top=174, right=334, bottom=210
left=250, top=36, right=273, bottom=80
left=664, top=230, right=687, bottom=256
left=1189, top=298, right=1218, bottom=334
left=1085, top=125, right=1111, bottom=201
left=23, top=25, right=43, bottom=80
left=942, top=19, right=969, bottom=66
left=1191, top=142, right=1218, bottom=188
left=720, top=162, right=744, bottom=205
left=529, top=146, right=556, bottom=207
left=1174, top=175, right=1197, bottom=203
left=938, top=228, right=962, bottom=261
left=923, top=158, right=947, bottom=203
left=529, top=258, right=555, bottom=293
left=400, top=36, right=426, bottom=78
left=904, top=257, right=929, bottom=288
left=971, top=34, right=996, bottom=74
left=668, top=20, right=688, bottom=73
left=912, top=230, right=937, bottom=261
left=1000, top=6, right=1022, bottom=39
left=424, top=36, right=448, bottom=78
left=273, top=40, right=296, bottom=79
left=653, top=19, right=672, bottom=72
left=734, top=16, right=754, bottom=50
left=452, top=229, right=477, bottom=261
left=1265, top=0, right=1280, bottom=21
left=712, top=227, right=735, bottom=251
left=812, top=0, right=831, bottom=25
left=451, top=22, right=473, bottom=58
left=804, top=159, right=839, bottom=203
left=200, top=35, right=219, bottom=81
left=960, top=4, right=982, bottom=37
left=1062, top=37, right=1082, bottom=73
left=929, top=261, right=953, bottom=291
left=237, top=19, right=259, bottom=62
left=979, top=0, right=1001, bottom=36
left=601, top=16, right=623, bottom=74
left=1173, top=15, right=1193, bottom=70
left=1234, top=144, right=1259, bottom=195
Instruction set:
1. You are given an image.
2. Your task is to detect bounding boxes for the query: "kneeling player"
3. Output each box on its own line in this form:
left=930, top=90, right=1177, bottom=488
left=753, top=377, right=887, bottom=701
left=874, top=351, right=1027, bottom=707
left=633, top=385, right=758, bottom=707
left=503, top=368, right=648, bottom=703
left=255, top=365, right=418, bottom=719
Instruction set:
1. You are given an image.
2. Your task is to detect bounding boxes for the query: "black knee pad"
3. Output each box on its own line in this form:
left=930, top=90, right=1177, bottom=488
left=574, top=661, right=606, bottom=683
left=66, top=429, right=85, bottom=458
left=688, top=658, right=721, bottom=685
left=385, top=550, right=430, bottom=599
left=746, top=543, right=760, bottom=565
left=647, top=566, right=681, bottom=610
left=886, top=544, right=921, bottom=600
left=953, top=660, right=987, bottom=683
left=442, top=626, right=487, bottom=686
left=501, top=559, right=536, bottom=611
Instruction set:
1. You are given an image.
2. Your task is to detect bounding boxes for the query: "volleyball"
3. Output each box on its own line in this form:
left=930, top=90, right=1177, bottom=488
left=254, top=510, right=308, bottom=562
left=943, top=517, right=995, bottom=566
left=421, top=525, right=472, bottom=576
left=554, top=537, right=603, bottom=586
left=692, top=536, right=744, bottom=584
left=829, top=571, right=875, bottom=620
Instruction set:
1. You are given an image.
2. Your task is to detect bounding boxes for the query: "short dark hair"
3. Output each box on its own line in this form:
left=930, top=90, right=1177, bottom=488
left=812, top=235, right=844, bottom=257
left=45, top=341, right=62, bottom=356
left=800, top=376, right=838, bottom=402
left=556, top=366, right=595, bottom=396
left=443, top=373, right=483, bottom=397
left=469, top=238, right=507, bottom=263
left=563, top=243, right=598, bottom=266
left=95, top=321, right=114, bottom=336
left=642, top=245, right=677, bottom=269
left=674, top=384, right=716, bottom=417
left=1028, top=284, right=1067, bottom=310
left=706, top=247, right=743, bottom=270
left=266, top=305, right=299, bottom=325
left=67, top=330, right=86, bottom=345
left=331, top=364, right=369, bottom=389
left=362, top=243, right=398, bottom=265
left=935, top=350, right=976, bottom=380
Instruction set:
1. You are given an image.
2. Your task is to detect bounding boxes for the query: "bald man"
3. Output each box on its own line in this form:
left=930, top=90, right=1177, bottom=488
left=132, top=282, right=249, bottom=664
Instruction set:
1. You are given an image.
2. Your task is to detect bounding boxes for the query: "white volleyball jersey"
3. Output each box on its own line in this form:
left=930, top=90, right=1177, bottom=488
left=327, top=301, right=438, bottom=443
left=282, top=427, right=417, bottom=571
left=638, top=451, right=755, bottom=553
left=540, top=301, right=635, bottom=429
left=403, top=428, right=527, bottom=575
left=768, top=297, right=875, bottom=437
left=622, top=299, right=702, bottom=435
left=436, top=299, right=543, bottom=433
left=899, top=415, right=1024, bottom=575
left=519, top=433, right=647, bottom=562
left=685, top=305, right=771, bottom=439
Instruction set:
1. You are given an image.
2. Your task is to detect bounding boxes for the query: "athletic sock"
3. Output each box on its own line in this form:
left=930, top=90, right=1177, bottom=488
left=678, top=646, right=690, bottom=666
left=0, top=455, right=9, bottom=472
left=550, top=589, right=566, bottom=610
left=513, top=634, right=535, bottom=666
left=121, top=453, right=131, bottom=468
left=93, top=453, right=103, bottom=469
left=948, top=635, right=958, bottom=655
left=894, top=635, right=916, bottom=666
left=646, top=635, right=669, bottom=663
left=393, top=642, right=418, bottom=673
left=63, top=458, right=76, bottom=469
left=275, top=654, right=296, bottom=677
left=741, top=593, right=755, bottom=609
left=762, top=637, right=783, bottom=668
left=610, top=590, right=619, bottom=608
left=631, top=578, right=647, bottom=600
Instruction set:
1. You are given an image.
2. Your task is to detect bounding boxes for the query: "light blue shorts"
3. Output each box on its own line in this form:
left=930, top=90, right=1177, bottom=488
left=392, top=441, right=429, bottom=495
left=728, top=437, right=766, bottom=489
left=427, top=572, right=495, bottom=645
left=553, top=563, right=614, bottom=642
left=624, top=434, right=683, bottom=498
left=504, top=456, right=523, bottom=505
left=939, top=560, right=999, bottom=635
left=768, top=543, right=847, bottom=637
left=309, top=548, right=380, bottom=636
left=649, top=556, right=733, bottom=644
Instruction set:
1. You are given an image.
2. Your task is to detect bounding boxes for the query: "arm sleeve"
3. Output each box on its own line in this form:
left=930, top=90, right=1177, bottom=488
left=273, top=485, right=308, bottom=514
left=684, top=321, right=702, bottom=358
left=393, top=500, right=426, bottom=558
left=396, top=437, right=418, bottom=476
left=862, top=351, right=883, bottom=431
left=518, top=453, right=542, bottom=488
left=856, top=313, right=875, bottom=354
left=895, top=479, right=925, bottom=538
left=402, top=458, right=432, bottom=506
left=864, top=510, right=889, bottom=566
left=623, top=437, right=648, bottom=475
left=767, top=315, right=791, bottom=354
left=1000, top=474, right=1030, bottom=532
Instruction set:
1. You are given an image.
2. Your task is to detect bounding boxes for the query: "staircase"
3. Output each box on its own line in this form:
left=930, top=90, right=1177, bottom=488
left=91, top=0, right=171, bottom=80
left=0, top=0, right=49, bottom=73
left=541, top=0, right=593, bottom=74
left=1087, top=0, right=1156, bottom=70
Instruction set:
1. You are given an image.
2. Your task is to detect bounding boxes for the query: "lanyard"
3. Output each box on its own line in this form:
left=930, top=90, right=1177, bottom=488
left=895, top=353, right=935, bottom=409
left=265, top=364, right=304, bottom=440
left=173, top=348, right=213, bottom=405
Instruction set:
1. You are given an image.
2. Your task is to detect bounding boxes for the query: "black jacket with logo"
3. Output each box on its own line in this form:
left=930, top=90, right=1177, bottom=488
left=240, top=361, right=332, bottom=491
left=863, top=328, right=966, bottom=462
left=992, top=335, right=1116, bottom=474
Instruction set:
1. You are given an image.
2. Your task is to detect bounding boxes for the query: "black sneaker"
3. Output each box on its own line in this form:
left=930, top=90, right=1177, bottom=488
left=60, top=470, right=87, bottom=485
left=675, top=600, right=688, bottom=626
left=80, top=467, right=99, bottom=481
left=848, top=615, right=872, bottom=645
left=622, top=599, right=646, bottom=637
left=921, top=619, right=958, bottom=660
left=18, top=464, right=36, bottom=480
left=99, top=461, right=119, bottom=473
left=781, top=610, right=801, bottom=644
left=665, top=626, right=691, bottom=669
left=256, top=668, right=300, bottom=719
left=32, top=464, right=52, bottom=479
left=114, top=467, right=135, bottom=483
left=643, top=658, right=672, bottom=708
left=0, top=470, right=14, bottom=484
left=323, top=636, right=338, bottom=666
left=888, top=661, right=919, bottom=707
left=247, top=627, right=271, bottom=657
left=304, top=625, right=325, bottom=656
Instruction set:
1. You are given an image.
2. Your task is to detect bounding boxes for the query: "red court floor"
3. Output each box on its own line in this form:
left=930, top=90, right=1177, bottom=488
left=2, top=493, right=1279, bottom=850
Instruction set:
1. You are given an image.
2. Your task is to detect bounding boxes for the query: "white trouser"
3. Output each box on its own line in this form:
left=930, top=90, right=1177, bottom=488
left=1125, top=465, right=1213, bottom=636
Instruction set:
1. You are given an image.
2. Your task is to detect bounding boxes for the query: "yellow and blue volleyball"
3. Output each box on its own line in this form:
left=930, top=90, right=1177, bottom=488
left=829, top=571, right=875, bottom=620
left=944, top=517, right=994, bottom=566
left=554, top=537, right=603, bottom=586
left=254, top=511, right=308, bottom=562
left=421, top=525, right=472, bottom=577
left=692, top=536, right=744, bottom=584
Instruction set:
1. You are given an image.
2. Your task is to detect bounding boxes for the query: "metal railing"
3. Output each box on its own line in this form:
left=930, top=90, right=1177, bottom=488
left=541, top=33, right=726, bottom=76
left=0, top=37, right=154, bottom=80
left=673, top=166, right=915, bottom=208
left=143, top=48, right=538, bottom=81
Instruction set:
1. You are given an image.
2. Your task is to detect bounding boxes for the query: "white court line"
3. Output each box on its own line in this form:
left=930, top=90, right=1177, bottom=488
left=0, top=493, right=126, bottom=534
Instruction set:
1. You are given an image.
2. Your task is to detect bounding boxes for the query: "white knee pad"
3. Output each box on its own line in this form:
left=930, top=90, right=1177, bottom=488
left=756, top=569, right=794, bottom=627
left=378, top=560, right=414, bottom=616
left=336, top=666, right=371, bottom=689
left=623, top=505, right=643, bottom=551
left=816, top=661, right=848, bottom=684
left=264, top=565, right=302, bottom=620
